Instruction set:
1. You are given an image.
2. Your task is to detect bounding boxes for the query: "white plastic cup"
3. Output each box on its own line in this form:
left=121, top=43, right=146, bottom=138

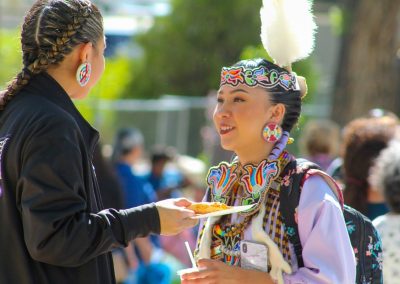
left=176, top=267, right=199, bottom=278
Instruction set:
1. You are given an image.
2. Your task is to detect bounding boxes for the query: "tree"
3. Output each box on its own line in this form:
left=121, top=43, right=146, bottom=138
left=125, top=0, right=263, bottom=98
left=0, top=29, right=21, bottom=89
left=332, top=0, right=400, bottom=125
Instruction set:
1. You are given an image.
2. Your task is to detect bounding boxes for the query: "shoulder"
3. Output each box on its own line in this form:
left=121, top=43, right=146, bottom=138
left=372, top=214, right=387, bottom=228
left=299, top=174, right=341, bottom=211
left=10, top=93, right=77, bottom=134
left=373, top=214, right=400, bottom=233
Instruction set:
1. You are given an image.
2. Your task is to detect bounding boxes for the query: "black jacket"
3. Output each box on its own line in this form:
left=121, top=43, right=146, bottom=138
left=0, top=73, right=160, bottom=284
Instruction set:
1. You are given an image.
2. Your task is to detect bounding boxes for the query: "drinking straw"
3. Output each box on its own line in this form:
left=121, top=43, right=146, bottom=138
left=185, top=241, right=197, bottom=268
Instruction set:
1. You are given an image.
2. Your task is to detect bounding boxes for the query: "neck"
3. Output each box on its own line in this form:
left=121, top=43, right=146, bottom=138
left=46, top=68, right=79, bottom=98
left=367, top=187, right=385, bottom=203
left=235, top=142, right=274, bottom=165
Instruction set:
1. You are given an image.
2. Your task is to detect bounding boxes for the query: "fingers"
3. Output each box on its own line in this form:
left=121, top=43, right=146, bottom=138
left=197, top=258, right=218, bottom=268
left=181, top=217, right=199, bottom=229
left=181, top=267, right=215, bottom=281
left=174, top=198, right=193, bottom=207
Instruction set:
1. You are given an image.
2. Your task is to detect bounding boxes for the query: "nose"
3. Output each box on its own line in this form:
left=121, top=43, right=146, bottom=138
left=213, top=102, right=231, bottom=120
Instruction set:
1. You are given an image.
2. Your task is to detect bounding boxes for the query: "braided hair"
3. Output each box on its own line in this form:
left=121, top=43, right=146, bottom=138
left=0, top=0, right=103, bottom=109
left=231, top=59, right=303, bottom=132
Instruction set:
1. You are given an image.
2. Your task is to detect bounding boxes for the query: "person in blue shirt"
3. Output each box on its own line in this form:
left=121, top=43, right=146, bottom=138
left=112, top=128, right=176, bottom=284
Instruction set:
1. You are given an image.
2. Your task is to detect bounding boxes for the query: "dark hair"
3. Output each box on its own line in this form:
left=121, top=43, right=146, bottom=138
left=112, top=128, right=144, bottom=162
left=232, top=58, right=302, bottom=132
left=0, top=0, right=103, bottom=109
left=150, top=145, right=176, bottom=164
left=342, top=115, right=398, bottom=214
left=369, top=140, right=400, bottom=213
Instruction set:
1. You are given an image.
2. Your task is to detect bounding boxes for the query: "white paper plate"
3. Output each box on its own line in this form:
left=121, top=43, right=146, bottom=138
left=190, top=204, right=255, bottom=219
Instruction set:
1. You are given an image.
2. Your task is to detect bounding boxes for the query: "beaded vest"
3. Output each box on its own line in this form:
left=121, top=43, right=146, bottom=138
left=198, top=151, right=293, bottom=266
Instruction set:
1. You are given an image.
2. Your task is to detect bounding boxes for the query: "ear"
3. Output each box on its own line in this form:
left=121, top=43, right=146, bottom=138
left=78, top=42, right=93, bottom=63
left=269, top=103, right=286, bottom=124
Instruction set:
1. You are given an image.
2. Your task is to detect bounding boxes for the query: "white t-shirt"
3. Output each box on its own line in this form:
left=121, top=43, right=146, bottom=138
left=373, top=214, right=400, bottom=284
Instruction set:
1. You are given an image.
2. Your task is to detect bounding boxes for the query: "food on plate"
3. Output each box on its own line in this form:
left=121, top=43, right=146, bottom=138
left=188, top=202, right=231, bottom=214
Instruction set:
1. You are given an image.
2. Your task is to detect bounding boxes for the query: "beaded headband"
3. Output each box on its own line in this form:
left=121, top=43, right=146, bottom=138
left=220, top=65, right=300, bottom=92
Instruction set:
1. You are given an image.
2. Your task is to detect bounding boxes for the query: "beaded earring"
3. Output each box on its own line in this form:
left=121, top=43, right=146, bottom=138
left=76, top=62, right=91, bottom=87
left=262, top=122, right=282, bottom=143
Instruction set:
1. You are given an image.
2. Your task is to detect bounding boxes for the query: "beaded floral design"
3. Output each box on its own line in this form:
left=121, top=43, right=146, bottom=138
left=220, top=66, right=298, bottom=91
left=206, top=152, right=292, bottom=215
left=239, top=160, right=280, bottom=215
left=207, top=162, right=238, bottom=204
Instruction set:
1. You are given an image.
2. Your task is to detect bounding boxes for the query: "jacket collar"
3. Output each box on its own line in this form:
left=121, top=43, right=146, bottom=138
left=27, top=72, right=99, bottom=156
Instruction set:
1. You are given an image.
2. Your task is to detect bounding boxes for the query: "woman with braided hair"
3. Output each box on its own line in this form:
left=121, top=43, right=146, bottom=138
left=181, top=0, right=356, bottom=283
left=0, top=1, right=197, bottom=283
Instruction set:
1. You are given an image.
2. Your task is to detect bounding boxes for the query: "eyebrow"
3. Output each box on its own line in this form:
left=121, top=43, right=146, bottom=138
left=218, top=88, right=249, bottom=95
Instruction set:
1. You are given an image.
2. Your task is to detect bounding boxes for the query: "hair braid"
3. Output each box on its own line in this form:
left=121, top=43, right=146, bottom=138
left=0, top=0, right=103, bottom=110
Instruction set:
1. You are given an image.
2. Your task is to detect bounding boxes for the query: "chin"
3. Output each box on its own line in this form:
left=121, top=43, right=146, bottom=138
left=220, top=140, right=236, bottom=152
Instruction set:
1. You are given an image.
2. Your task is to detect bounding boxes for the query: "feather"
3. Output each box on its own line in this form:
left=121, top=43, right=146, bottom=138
left=260, top=0, right=317, bottom=67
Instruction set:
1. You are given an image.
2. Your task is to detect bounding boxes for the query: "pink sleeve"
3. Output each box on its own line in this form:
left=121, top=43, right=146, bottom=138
left=283, top=175, right=356, bottom=283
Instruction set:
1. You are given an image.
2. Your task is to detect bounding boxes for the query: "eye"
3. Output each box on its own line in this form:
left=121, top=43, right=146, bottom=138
left=234, top=97, right=245, bottom=103
left=217, top=97, right=224, bottom=103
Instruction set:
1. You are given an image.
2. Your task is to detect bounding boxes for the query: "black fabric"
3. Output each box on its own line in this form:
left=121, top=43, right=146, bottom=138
left=0, top=73, right=160, bottom=284
left=279, top=159, right=312, bottom=268
left=280, top=159, right=383, bottom=284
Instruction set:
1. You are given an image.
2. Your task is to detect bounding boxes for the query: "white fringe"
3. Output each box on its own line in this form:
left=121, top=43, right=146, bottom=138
left=196, top=206, right=292, bottom=284
left=252, top=204, right=292, bottom=284
left=197, top=216, right=220, bottom=260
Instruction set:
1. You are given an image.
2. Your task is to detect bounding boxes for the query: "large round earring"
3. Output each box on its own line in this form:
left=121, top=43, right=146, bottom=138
left=76, top=62, right=91, bottom=87
left=262, top=122, right=282, bottom=143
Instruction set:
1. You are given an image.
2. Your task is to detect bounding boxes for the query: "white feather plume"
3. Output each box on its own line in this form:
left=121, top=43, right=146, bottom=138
left=260, top=0, right=317, bottom=67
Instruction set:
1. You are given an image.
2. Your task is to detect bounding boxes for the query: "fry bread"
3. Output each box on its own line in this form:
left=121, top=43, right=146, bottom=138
left=188, top=202, right=231, bottom=214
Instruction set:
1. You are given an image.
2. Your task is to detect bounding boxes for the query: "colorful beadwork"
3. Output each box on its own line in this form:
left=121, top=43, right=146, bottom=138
left=76, top=62, right=91, bottom=87
left=220, top=66, right=298, bottom=91
left=212, top=217, right=251, bottom=266
left=207, top=162, right=238, bottom=204
left=239, top=159, right=280, bottom=216
left=262, top=123, right=283, bottom=143
left=207, top=151, right=292, bottom=216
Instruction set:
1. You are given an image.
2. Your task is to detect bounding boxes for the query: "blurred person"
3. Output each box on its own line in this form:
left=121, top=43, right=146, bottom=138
left=93, top=143, right=124, bottom=210
left=146, top=146, right=199, bottom=267
left=371, top=139, right=400, bottom=284
left=342, top=113, right=398, bottom=220
left=0, top=1, right=197, bottom=283
left=327, top=109, right=399, bottom=188
left=181, top=1, right=356, bottom=283
left=93, top=144, right=129, bottom=283
left=112, top=128, right=185, bottom=284
left=299, top=119, right=340, bottom=171
left=147, top=145, right=187, bottom=200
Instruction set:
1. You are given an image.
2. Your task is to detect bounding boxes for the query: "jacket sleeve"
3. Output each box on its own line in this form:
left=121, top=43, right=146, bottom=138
left=18, top=118, right=160, bottom=267
left=283, top=175, right=356, bottom=283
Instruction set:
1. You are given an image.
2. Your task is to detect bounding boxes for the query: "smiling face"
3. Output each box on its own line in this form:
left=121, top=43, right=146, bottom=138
left=213, top=84, right=278, bottom=159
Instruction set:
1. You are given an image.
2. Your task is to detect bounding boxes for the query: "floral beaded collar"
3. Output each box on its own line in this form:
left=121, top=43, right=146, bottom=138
left=206, top=151, right=292, bottom=216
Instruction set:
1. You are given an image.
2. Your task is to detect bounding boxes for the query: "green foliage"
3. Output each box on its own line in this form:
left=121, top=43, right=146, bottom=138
left=125, top=0, right=263, bottom=98
left=0, top=29, right=22, bottom=90
left=76, top=56, right=133, bottom=124
left=329, top=5, right=345, bottom=36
